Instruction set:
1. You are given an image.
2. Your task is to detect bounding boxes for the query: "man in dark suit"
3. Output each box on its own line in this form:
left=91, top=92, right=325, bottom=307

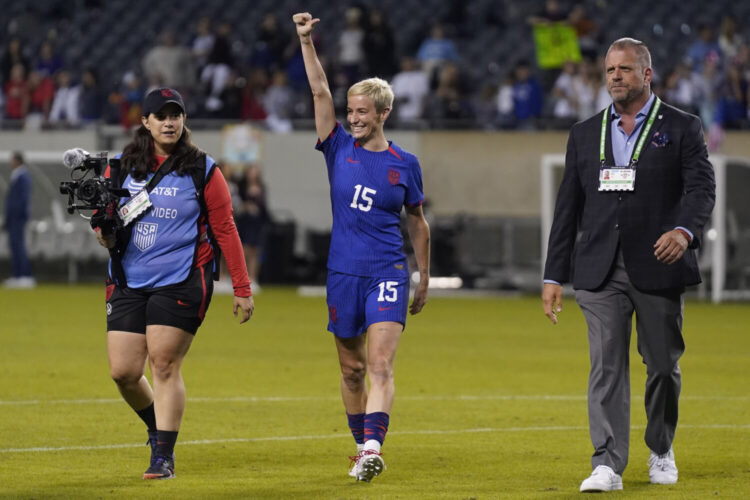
left=542, top=38, right=715, bottom=492
left=3, top=151, right=35, bottom=288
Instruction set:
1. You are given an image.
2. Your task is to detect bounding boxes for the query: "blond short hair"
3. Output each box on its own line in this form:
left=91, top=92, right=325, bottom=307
left=607, top=37, right=652, bottom=71
left=347, top=77, right=394, bottom=113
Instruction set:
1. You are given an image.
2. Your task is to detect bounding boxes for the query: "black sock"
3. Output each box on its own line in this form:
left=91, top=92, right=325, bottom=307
left=135, top=403, right=157, bottom=433
left=155, top=430, right=178, bottom=458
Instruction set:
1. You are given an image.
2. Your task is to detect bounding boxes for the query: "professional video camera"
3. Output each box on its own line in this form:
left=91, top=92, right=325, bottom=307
left=59, top=149, right=130, bottom=233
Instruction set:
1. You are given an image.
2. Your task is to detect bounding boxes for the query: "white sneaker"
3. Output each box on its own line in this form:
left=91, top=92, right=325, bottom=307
left=580, top=465, right=623, bottom=492
left=649, top=447, right=678, bottom=484
left=351, top=450, right=386, bottom=482
left=15, top=276, right=36, bottom=289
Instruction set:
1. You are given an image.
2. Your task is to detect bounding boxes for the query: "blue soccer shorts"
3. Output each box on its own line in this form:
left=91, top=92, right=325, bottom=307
left=326, top=270, right=409, bottom=338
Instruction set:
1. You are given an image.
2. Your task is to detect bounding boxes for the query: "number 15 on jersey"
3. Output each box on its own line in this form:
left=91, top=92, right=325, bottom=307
left=350, top=184, right=376, bottom=212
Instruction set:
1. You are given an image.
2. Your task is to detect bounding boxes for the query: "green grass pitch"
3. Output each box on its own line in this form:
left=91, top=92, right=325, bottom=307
left=0, top=285, right=748, bottom=498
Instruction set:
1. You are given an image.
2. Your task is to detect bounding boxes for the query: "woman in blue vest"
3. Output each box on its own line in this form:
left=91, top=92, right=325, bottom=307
left=97, top=88, right=254, bottom=480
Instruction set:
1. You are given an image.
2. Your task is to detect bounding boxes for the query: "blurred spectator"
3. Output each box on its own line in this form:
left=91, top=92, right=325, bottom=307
left=527, top=0, right=569, bottom=25
left=191, top=16, right=215, bottom=76
left=686, top=24, right=722, bottom=73
left=511, top=61, right=543, bottom=129
left=714, top=55, right=749, bottom=129
left=201, top=22, right=236, bottom=107
left=427, top=62, right=471, bottom=122
left=391, top=56, right=429, bottom=123
left=26, top=69, right=56, bottom=126
left=364, top=9, right=397, bottom=80
left=264, top=69, right=294, bottom=131
left=693, top=55, right=722, bottom=126
left=495, top=73, right=515, bottom=128
left=33, top=40, right=63, bottom=78
left=109, top=71, right=145, bottom=128
left=3, top=151, right=35, bottom=289
left=473, top=82, right=498, bottom=130
left=568, top=4, right=601, bottom=60
left=577, top=61, right=610, bottom=120
left=235, top=163, right=269, bottom=293
left=718, top=16, right=744, bottom=65
left=250, top=12, right=288, bottom=72
left=338, top=7, right=366, bottom=86
left=1, top=37, right=29, bottom=85
left=49, top=69, right=81, bottom=126
left=416, top=23, right=459, bottom=87
left=142, top=30, right=196, bottom=92
left=331, top=69, right=351, bottom=118
left=551, top=61, right=583, bottom=122
left=206, top=68, right=243, bottom=120
left=79, top=68, right=105, bottom=123
left=4, top=63, right=30, bottom=120
left=664, top=62, right=699, bottom=114
left=240, top=67, right=268, bottom=121
left=284, top=30, right=321, bottom=91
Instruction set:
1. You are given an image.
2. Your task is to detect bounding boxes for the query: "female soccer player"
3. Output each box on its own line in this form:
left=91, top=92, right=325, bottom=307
left=293, top=12, right=431, bottom=482
left=97, top=87, right=254, bottom=479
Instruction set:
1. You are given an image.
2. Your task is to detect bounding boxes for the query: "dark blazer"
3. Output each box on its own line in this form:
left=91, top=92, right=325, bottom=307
left=544, top=99, right=716, bottom=291
left=4, top=166, right=32, bottom=228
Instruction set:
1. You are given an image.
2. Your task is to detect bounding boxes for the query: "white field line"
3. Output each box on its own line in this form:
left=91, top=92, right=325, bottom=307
left=1, top=394, right=750, bottom=406
left=1, top=424, right=748, bottom=454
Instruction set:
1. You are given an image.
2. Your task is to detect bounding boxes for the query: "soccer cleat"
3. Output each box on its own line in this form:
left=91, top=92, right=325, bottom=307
left=648, top=447, right=678, bottom=484
left=579, top=465, right=623, bottom=492
left=351, top=449, right=386, bottom=482
left=143, top=456, right=175, bottom=480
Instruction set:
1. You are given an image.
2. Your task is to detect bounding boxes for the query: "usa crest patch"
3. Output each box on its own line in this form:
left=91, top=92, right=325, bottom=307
left=133, top=222, right=158, bottom=251
left=388, top=168, right=400, bottom=185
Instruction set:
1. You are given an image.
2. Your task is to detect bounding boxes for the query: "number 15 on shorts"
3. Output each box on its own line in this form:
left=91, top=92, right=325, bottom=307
left=378, top=281, right=399, bottom=302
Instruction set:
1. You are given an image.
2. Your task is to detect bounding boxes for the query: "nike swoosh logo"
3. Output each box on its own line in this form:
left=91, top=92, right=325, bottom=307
left=177, top=300, right=189, bottom=306
left=347, top=157, right=360, bottom=163
left=378, top=306, right=393, bottom=311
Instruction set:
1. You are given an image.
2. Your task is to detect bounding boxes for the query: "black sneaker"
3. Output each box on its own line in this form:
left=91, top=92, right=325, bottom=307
left=143, top=456, right=175, bottom=480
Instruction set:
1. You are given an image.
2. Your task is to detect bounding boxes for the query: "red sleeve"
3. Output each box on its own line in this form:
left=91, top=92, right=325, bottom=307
left=203, top=169, right=252, bottom=297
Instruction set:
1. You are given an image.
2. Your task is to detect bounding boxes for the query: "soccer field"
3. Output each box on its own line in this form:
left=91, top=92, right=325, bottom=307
left=0, top=285, right=748, bottom=498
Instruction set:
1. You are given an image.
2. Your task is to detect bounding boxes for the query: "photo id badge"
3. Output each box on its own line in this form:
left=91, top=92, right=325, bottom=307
left=599, top=166, right=636, bottom=191
left=118, top=189, right=152, bottom=226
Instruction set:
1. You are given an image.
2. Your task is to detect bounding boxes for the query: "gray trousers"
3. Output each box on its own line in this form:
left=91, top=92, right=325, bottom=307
left=575, top=251, right=684, bottom=475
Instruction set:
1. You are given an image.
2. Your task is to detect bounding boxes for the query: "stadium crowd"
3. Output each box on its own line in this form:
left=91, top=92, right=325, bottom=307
left=0, top=2, right=748, bottom=135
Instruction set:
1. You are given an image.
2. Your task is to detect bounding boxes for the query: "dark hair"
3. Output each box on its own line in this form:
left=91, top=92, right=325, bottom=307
left=120, top=124, right=203, bottom=181
left=11, top=151, right=24, bottom=163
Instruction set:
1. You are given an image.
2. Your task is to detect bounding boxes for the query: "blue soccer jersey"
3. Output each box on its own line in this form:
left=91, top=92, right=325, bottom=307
left=316, top=123, right=424, bottom=278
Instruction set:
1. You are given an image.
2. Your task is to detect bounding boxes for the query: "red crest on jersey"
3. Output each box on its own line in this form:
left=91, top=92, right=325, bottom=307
left=388, top=169, right=400, bottom=185
left=161, top=89, right=174, bottom=98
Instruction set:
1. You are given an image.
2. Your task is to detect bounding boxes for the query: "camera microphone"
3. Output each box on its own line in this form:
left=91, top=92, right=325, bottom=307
left=62, top=148, right=90, bottom=169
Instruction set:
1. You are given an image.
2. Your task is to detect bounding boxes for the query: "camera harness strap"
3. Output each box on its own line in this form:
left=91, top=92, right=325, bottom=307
left=110, top=155, right=179, bottom=287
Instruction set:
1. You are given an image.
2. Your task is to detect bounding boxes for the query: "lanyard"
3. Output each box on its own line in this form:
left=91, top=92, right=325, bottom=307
left=599, top=96, right=661, bottom=166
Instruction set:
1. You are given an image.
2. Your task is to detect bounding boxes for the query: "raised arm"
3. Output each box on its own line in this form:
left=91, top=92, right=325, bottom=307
left=293, top=12, right=336, bottom=142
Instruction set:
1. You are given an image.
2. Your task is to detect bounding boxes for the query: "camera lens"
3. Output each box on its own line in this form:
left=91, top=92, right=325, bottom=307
left=78, top=179, right=100, bottom=203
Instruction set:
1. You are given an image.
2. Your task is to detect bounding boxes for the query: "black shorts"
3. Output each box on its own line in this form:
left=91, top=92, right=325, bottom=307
left=106, top=263, right=214, bottom=335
